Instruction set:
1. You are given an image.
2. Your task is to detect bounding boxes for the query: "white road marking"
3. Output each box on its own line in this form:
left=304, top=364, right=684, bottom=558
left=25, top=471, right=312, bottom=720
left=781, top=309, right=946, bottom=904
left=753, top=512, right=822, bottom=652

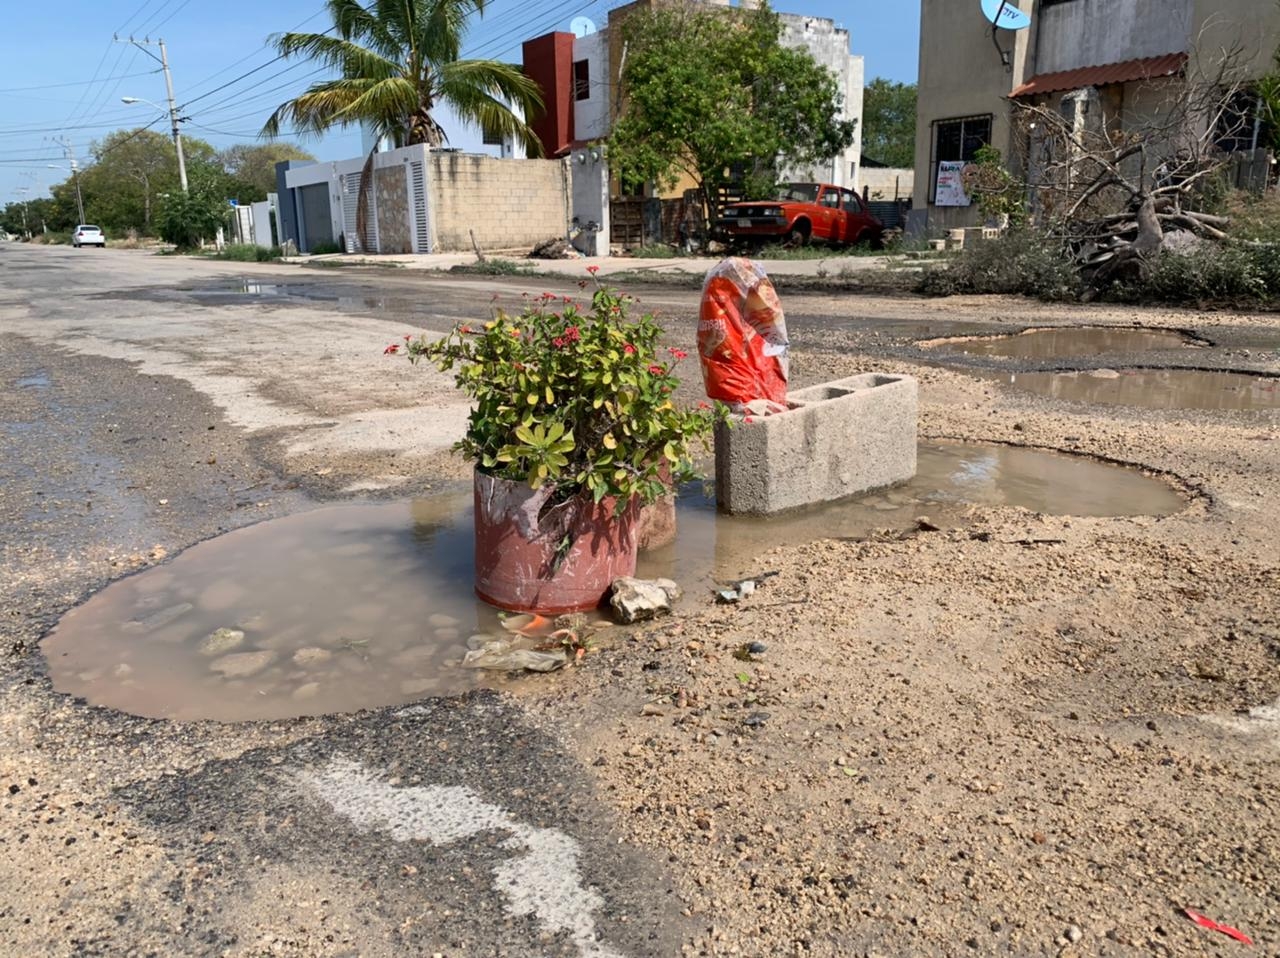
left=295, top=756, right=625, bottom=958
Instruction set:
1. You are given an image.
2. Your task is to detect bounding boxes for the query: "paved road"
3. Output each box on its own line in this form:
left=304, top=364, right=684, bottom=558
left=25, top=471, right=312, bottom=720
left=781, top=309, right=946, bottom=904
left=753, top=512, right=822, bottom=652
left=0, top=244, right=687, bottom=957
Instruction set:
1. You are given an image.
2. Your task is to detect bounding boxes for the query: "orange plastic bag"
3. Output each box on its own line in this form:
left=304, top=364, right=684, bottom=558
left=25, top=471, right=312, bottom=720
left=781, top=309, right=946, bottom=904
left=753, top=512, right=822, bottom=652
left=697, top=257, right=789, bottom=408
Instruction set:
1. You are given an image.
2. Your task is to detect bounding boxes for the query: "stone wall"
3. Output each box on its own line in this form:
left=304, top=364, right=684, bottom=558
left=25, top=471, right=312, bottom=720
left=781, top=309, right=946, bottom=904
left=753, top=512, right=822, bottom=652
left=429, top=153, right=571, bottom=252
left=373, top=165, right=411, bottom=254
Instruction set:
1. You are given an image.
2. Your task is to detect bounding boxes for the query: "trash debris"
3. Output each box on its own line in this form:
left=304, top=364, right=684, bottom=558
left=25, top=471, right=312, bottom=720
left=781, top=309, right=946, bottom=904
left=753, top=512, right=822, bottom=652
left=500, top=613, right=555, bottom=637
left=915, top=516, right=941, bottom=532
left=743, top=711, right=770, bottom=727
left=461, top=639, right=568, bottom=673
left=698, top=257, right=789, bottom=410
left=714, top=571, right=777, bottom=604
left=529, top=237, right=580, bottom=259
left=609, top=576, right=682, bottom=623
left=1184, top=909, right=1253, bottom=945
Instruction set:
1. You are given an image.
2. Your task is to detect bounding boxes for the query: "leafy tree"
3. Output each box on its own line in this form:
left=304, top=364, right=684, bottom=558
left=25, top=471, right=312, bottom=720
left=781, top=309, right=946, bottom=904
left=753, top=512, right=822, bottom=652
left=156, top=160, right=232, bottom=248
left=261, top=0, right=543, bottom=153
left=217, top=142, right=316, bottom=201
left=74, top=129, right=216, bottom=235
left=861, top=78, right=917, bottom=168
left=607, top=2, right=855, bottom=219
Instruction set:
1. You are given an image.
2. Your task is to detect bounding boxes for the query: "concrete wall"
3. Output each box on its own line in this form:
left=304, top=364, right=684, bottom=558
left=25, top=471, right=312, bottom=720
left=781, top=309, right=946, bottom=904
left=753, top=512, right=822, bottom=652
left=861, top=167, right=914, bottom=201
left=913, top=0, right=1034, bottom=231
left=1190, top=0, right=1280, bottom=80
left=428, top=153, right=572, bottom=252
left=1036, top=0, right=1192, bottom=74
left=569, top=146, right=610, bottom=254
left=573, top=30, right=611, bottom=143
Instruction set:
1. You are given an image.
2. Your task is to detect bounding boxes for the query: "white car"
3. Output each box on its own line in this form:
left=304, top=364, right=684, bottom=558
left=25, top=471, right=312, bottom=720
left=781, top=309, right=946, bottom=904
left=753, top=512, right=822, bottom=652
left=72, top=225, right=106, bottom=248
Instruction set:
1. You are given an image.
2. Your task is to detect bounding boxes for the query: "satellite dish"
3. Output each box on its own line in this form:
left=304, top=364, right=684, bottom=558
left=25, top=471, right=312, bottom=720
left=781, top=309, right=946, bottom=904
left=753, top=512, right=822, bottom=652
left=570, top=16, right=596, bottom=38
left=981, top=0, right=1031, bottom=31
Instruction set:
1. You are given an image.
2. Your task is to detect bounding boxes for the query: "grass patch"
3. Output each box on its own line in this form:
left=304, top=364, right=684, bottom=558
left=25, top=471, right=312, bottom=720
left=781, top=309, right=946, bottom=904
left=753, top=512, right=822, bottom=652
left=917, top=230, right=1078, bottom=301
left=625, top=244, right=680, bottom=259
left=449, top=258, right=536, bottom=276
left=213, top=243, right=282, bottom=262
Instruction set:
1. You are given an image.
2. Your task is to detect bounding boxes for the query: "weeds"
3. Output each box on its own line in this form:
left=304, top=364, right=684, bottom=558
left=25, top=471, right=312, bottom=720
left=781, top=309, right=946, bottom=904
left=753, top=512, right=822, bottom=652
left=449, top=258, right=535, bottom=276
left=917, top=230, right=1078, bottom=301
left=214, top=244, right=282, bottom=262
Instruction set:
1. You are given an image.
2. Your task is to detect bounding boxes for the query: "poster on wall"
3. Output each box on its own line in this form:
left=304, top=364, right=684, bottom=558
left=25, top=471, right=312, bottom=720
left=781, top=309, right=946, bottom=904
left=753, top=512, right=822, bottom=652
left=935, top=160, right=970, bottom=207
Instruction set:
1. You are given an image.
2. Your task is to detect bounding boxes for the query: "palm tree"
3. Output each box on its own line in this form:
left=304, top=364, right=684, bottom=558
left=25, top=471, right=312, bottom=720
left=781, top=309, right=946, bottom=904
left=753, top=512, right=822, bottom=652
left=262, top=0, right=544, bottom=154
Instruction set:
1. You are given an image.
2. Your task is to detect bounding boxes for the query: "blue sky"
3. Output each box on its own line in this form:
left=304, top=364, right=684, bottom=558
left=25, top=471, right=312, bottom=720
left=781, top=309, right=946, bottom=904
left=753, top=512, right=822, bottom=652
left=0, top=0, right=921, bottom=207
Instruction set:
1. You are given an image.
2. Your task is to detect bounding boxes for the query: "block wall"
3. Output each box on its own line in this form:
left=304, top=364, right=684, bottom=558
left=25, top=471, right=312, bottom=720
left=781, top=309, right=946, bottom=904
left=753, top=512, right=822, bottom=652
left=429, top=153, right=571, bottom=251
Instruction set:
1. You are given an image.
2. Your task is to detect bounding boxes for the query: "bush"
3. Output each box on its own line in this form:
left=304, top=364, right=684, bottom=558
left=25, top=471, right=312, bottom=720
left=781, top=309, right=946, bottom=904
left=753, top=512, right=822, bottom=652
left=1114, top=243, right=1279, bottom=305
left=918, top=229, right=1077, bottom=301
left=216, top=243, right=282, bottom=262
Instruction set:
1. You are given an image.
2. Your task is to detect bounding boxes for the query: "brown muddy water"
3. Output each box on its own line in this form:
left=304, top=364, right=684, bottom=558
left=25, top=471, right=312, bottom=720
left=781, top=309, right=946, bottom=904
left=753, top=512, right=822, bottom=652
left=992, top=368, right=1280, bottom=411
left=43, top=442, right=1186, bottom=723
left=923, top=326, right=1204, bottom=358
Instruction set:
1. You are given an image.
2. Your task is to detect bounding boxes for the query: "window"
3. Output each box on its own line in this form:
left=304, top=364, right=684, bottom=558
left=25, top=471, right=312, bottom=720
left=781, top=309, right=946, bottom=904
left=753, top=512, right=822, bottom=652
left=840, top=188, right=862, bottom=212
left=1215, top=89, right=1260, bottom=153
left=820, top=189, right=841, bottom=208
left=930, top=114, right=992, bottom=201
left=573, top=59, right=590, bottom=101
left=481, top=124, right=503, bottom=146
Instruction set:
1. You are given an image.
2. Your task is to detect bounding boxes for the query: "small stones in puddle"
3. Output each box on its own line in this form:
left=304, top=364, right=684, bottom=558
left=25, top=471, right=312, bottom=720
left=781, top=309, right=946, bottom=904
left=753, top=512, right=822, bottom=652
left=123, top=603, right=194, bottom=634
left=199, top=627, right=245, bottom=656
left=209, top=650, right=277, bottom=678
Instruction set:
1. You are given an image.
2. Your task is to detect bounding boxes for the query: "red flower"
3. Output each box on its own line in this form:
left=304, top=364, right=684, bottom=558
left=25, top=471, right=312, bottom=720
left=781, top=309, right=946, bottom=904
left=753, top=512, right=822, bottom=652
left=586, top=265, right=599, bottom=275
left=563, top=296, right=573, bottom=304
left=383, top=344, right=400, bottom=355
left=623, top=344, right=636, bottom=355
left=403, top=333, right=412, bottom=342
left=565, top=326, right=581, bottom=342
left=668, top=348, right=688, bottom=360
left=459, top=325, right=474, bottom=334
left=697, top=401, right=710, bottom=410
left=553, top=337, right=566, bottom=348
left=648, top=364, right=665, bottom=375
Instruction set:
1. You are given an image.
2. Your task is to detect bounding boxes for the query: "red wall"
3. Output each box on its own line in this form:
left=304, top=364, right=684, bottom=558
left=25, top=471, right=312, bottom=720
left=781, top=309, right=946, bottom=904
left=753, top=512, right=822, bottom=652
left=521, top=32, right=576, bottom=157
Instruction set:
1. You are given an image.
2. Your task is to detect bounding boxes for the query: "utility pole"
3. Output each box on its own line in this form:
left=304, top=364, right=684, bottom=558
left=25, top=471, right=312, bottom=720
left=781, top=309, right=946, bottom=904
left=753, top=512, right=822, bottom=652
left=116, top=35, right=188, bottom=193
left=53, top=136, right=87, bottom=224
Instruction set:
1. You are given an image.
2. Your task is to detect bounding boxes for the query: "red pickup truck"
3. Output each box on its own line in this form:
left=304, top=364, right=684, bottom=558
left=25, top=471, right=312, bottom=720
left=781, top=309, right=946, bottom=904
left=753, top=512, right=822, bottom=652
left=719, top=182, right=884, bottom=248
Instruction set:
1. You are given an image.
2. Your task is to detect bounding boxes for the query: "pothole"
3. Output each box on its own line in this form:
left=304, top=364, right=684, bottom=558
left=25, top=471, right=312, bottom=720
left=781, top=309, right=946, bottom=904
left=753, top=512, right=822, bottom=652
left=991, top=368, right=1280, bottom=411
left=920, top=326, right=1205, bottom=358
left=42, top=442, right=1186, bottom=723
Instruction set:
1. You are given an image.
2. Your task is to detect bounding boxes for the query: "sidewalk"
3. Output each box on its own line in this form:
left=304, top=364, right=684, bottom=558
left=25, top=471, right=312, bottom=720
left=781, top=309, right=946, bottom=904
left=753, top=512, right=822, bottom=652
left=281, top=249, right=901, bottom=279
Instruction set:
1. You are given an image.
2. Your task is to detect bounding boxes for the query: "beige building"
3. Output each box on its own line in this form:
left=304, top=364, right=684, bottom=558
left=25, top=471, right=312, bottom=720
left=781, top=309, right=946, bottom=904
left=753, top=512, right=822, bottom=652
left=912, top=0, right=1280, bottom=232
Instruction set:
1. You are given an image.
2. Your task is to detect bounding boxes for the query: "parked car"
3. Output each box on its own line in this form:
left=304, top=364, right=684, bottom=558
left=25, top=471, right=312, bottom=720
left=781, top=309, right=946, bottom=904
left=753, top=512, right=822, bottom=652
left=72, top=225, right=106, bottom=248
left=719, top=183, right=884, bottom=248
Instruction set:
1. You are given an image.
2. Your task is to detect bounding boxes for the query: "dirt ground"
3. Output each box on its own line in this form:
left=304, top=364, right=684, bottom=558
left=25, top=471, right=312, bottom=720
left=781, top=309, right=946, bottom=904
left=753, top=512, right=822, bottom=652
left=1, top=248, right=1278, bottom=957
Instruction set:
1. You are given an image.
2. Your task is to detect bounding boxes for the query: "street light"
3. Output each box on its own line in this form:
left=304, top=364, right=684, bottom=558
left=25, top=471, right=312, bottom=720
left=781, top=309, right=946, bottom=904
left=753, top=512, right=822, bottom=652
left=47, top=164, right=86, bottom=225
left=122, top=89, right=187, bottom=193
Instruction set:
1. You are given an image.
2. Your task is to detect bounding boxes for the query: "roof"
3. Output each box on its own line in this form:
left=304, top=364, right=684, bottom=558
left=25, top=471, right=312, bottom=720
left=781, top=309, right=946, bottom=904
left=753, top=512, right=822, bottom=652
left=1009, top=52, right=1187, bottom=98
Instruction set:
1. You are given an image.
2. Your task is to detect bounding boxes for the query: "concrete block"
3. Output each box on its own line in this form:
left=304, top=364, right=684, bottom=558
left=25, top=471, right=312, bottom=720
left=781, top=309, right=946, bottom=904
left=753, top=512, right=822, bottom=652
left=714, top=373, right=918, bottom=515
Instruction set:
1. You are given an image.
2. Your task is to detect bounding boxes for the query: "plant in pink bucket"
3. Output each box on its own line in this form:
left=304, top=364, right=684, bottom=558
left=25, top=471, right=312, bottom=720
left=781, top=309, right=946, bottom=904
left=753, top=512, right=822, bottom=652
left=393, top=274, right=717, bottom=613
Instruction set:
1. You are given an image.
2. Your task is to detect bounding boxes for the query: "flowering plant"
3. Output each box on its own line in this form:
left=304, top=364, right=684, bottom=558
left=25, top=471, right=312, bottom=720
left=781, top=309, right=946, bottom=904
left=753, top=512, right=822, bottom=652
left=392, top=275, right=718, bottom=508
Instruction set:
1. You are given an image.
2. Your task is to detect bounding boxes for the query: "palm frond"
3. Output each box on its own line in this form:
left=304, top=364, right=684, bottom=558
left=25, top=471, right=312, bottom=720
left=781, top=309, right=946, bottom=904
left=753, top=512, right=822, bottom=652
left=274, top=32, right=401, bottom=81
left=327, top=0, right=396, bottom=54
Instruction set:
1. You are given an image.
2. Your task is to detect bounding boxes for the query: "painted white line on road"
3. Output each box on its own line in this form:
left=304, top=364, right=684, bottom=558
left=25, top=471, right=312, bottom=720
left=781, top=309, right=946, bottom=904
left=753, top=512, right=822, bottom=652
left=295, top=756, right=625, bottom=958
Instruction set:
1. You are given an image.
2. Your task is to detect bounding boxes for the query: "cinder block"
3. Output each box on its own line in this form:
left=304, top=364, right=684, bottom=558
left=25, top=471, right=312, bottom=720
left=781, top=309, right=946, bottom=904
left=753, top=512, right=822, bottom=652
left=714, top=373, right=918, bottom=515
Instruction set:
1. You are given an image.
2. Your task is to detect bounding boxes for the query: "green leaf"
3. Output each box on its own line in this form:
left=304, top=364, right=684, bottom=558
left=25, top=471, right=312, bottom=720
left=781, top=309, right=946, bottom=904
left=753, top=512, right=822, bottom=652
left=602, top=432, right=617, bottom=450
left=545, top=385, right=555, bottom=404
left=735, top=672, right=751, bottom=684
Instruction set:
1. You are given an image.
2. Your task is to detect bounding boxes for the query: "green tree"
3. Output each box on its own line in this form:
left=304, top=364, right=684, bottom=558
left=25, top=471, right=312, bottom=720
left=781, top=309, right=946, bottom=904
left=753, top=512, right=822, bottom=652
left=261, top=0, right=542, bottom=152
left=74, top=129, right=215, bottom=235
left=156, top=161, right=233, bottom=248
left=607, top=2, right=855, bottom=219
left=861, top=78, right=917, bottom=168
left=217, top=142, right=316, bottom=201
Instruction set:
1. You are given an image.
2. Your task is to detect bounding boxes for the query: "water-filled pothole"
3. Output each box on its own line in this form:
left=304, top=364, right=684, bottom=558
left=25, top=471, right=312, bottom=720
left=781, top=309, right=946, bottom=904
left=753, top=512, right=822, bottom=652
left=43, top=442, right=1185, bottom=723
left=992, top=368, right=1280, bottom=411
left=922, top=326, right=1205, bottom=358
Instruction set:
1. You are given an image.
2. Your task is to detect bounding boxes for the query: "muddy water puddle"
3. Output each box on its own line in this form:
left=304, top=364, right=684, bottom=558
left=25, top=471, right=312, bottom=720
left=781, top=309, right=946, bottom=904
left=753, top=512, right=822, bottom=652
left=924, top=326, right=1203, bottom=358
left=993, top=368, right=1280, bottom=411
left=44, top=442, right=1184, bottom=723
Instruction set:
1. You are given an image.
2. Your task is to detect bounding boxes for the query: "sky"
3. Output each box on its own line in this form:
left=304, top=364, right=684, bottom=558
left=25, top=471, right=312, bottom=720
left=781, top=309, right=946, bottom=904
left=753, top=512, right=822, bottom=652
left=0, top=0, right=921, bottom=208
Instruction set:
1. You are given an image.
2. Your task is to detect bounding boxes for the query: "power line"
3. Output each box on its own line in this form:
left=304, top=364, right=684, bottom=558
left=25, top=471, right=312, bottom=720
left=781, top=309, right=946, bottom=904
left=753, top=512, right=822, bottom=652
left=0, top=70, right=161, bottom=95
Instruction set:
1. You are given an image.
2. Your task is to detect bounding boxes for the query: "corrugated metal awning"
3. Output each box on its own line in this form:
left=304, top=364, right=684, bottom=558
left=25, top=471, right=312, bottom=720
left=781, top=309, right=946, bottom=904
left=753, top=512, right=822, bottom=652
left=1009, top=52, right=1187, bottom=98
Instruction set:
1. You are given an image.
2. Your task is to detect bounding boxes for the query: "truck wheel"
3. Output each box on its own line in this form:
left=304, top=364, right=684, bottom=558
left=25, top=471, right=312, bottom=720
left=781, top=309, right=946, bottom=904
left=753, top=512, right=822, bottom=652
left=788, top=221, right=811, bottom=247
